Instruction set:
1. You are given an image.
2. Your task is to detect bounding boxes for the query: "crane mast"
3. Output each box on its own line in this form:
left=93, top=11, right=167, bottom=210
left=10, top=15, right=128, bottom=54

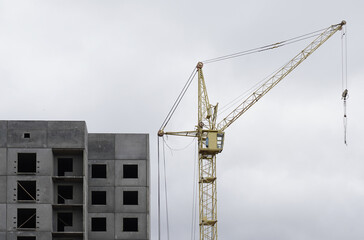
left=159, top=20, right=346, bottom=240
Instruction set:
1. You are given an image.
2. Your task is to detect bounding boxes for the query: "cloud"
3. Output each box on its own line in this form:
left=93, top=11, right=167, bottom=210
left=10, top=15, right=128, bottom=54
left=0, top=0, right=363, bottom=239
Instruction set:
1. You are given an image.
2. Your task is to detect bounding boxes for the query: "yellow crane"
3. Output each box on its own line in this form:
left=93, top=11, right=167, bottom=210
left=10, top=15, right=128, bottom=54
left=158, top=20, right=346, bottom=240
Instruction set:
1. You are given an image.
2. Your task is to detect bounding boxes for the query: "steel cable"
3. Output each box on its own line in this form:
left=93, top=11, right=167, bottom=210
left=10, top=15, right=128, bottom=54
left=160, top=68, right=197, bottom=131
left=202, top=28, right=326, bottom=64
left=341, top=25, right=348, bottom=145
left=157, top=136, right=161, bottom=240
left=162, top=139, right=171, bottom=240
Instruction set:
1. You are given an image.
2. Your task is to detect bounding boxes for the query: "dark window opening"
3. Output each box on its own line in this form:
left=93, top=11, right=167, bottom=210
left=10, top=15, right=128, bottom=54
left=57, top=212, right=73, bottom=232
left=123, top=164, right=138, bottom=178
left=17, top=237, right=36, bottom=240
left=123, top=218, right=138, bottom=232
left=91, top=217, right=106, bottom=231
left=17, top=208, right=36, bottom=229
left=17, top=181, right=36, bottom=201
left=91, top=164, right=106, bottom=178
left=18, top=153, right=36, bottom=173
left=58, top=185, right=73, bottom=204
left=58, top=158, right=73, bottom=176
left=123, top=191, right=138, bottom=205
left=91, top=191, right=106, bottom=205
left=23, top=133, right=31, bottom=139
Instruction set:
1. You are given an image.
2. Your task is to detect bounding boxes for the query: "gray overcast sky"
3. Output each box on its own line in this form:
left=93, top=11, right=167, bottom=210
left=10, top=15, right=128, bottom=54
left=1, top=0, right=363, bottom=239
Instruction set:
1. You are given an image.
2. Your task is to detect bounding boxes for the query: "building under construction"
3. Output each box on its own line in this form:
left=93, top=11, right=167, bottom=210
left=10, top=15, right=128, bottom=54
left=0, top=120, right=150, bottom=240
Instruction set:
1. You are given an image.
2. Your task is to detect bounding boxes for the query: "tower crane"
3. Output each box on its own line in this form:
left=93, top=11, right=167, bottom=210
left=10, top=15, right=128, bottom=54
left=158, top=20, right=346, bottom=240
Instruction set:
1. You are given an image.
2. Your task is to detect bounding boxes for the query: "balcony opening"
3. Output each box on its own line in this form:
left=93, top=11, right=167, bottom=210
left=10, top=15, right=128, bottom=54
left=17, top=181, right=36, bottom=201
left=58, top=158, right=73, bottom=176
left=17, top=208, right=36, bottom=229
left=17, top=237, right=36, bottom=240
left=123, top=191, right=138, bottom=205
left=57, top=212, right=73, bottom=232
left=91, top=217, right=106, bottom=231
left=91, top=191, right=106, bottom=205
left=91, top=164, right=106, bottom=178
left=18, top=153, right=36, bottom=174
left=58, top=185, right=73, bottom=204
left=123, top=218, right=138, bottom=232
left=123, top=164, right=138, bottom=178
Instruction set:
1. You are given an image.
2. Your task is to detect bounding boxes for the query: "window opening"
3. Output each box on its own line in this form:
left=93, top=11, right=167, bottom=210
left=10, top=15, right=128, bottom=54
left=123, top=218, right=138, bottom=232
left=17, top=181, right=36, bottom=201
left=18, top=153, right=36, bottom=174
left=17, top=208, right=36, bottom=229
left=91, top=191, right=106, bottom=205
left=58, top=158, right=73, bottom=176
left=23, top=133, right=31, bottom=139
left=123, top=191, right=138, bottom=205
left=91, top=217, right=106, bottom=231
left=123, top=164, right=138, bottom=178
left=91, top=164, right=106, bottom=178
left=58, top=185, right=73, bottom=204
left=17, top=237, right=36, bottom=240
left=57, top=212, right=73, bottom=232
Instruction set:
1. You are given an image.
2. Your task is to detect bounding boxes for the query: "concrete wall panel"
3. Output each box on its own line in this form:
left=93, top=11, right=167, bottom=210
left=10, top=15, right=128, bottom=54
left=88, top=186, right=115, bottom=213
left=88, top=134, right=115, bottom=160
left=6, top=204, right=52, bottom=231
left=0, top=204, right=6, bottom=231
left=115, top=134, right=148, bottom=160
left=7, top=121, right=48, bottom=130
left=115, top=213, right=147, bottom=239
left=0, top=121, right=7, bottom=147
left=48, top=121, right=86, bottom=148
left=88, top=213, right=114, bottom=239
left=115, top=160, right=147, bottom=187
left=7, top=231, right=52, bottom=240
left=0, top=148, right=7, bottom=175
left=0, top=177, right=6, bottom=204
left=7, top=129, right=47, bottom=148
left=88, top=160, right=115, bottom=187
left=6, top=121, right=48, bottom=148
left=7, top=176, right=52, bottom=204
left=115, top=187, right=147, bottom=213
left=0, top=232, right=5, bottom=240
left=7, top=148, right=53, bottom=176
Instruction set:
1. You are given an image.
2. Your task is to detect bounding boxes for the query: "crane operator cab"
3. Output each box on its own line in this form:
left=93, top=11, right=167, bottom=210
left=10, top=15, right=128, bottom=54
left=200, top=130, right=224, bottom=154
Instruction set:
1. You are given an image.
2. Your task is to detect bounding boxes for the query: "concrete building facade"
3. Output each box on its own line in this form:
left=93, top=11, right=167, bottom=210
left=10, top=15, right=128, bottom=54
left=0, top=121, right=150, bottom=240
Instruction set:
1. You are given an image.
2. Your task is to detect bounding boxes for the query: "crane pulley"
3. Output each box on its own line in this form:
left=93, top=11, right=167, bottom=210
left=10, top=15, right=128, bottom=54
left=158, top=20, right=346, bottom=240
